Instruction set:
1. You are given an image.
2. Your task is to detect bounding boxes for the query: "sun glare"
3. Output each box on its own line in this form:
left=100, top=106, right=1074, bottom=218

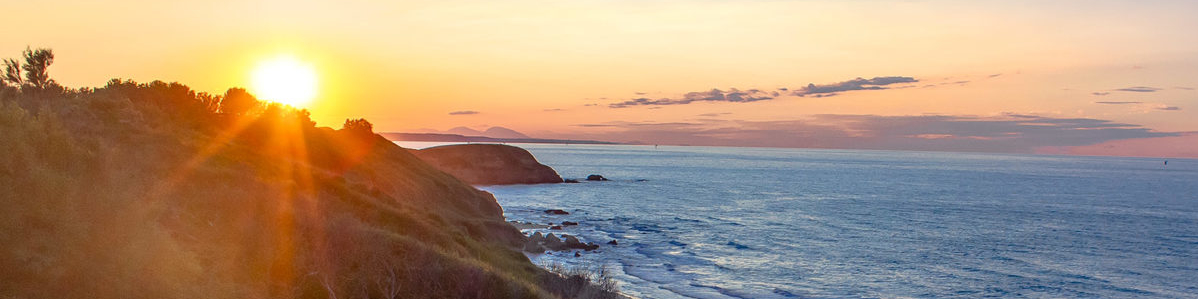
left=250, top=56, right=317, bottom=107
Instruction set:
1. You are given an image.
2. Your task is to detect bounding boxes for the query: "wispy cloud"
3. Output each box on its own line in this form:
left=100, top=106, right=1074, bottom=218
left=1092, top=92, right=1110, bottom=96
left=607, top=76, right=917, bottom=108
left=1114, top=86, right=1162, bottom=92
left=609, top=88, right=775, bottom=108
left=792, top=76, right=918, bottom=97
left=1092, top=101, right=1181, bottom=111
left=448, top=110, right=479, bottom=115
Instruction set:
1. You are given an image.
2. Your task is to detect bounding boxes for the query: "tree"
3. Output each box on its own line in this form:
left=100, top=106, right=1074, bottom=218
left=342, top=118, right=373, bottom=135
left=220, top=88, right=259, bottom=115
left=20, top=47, right=54, bottom=89
left=197, top=92, right=220, bottom=114
left=1, top=58, right=20, bottom=86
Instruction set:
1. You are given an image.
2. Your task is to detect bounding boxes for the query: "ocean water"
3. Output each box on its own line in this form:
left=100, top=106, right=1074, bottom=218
left=401, top=142, right=1198, bottom=298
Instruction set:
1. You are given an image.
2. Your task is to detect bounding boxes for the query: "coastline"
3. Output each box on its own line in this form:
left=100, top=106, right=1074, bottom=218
left=476, top=143, right=1198, bottom=299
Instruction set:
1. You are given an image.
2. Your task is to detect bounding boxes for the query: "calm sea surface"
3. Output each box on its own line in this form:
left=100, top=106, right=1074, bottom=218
left=399, top=142, right=1198, bottom=299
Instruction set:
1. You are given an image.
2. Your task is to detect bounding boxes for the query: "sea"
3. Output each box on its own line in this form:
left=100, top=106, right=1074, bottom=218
left=397, top=142, right=1198, bottom=299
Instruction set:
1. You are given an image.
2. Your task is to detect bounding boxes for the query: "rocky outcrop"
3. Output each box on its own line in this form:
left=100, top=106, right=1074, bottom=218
left=524, top=232, right=600, bottom=253
left=586, top=174, right=608, bottom=181
left=409, top=144, right=563, bottom=185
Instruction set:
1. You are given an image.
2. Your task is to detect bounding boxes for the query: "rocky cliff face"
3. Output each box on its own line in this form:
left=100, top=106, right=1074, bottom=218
left=410, top=144, right=564, bottom=185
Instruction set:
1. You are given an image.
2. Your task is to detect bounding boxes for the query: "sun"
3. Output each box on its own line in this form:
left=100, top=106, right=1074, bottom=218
left=250, top=56, right=318, bottom=107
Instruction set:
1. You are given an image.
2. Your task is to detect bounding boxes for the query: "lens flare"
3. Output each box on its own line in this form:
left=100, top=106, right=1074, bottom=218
left=250, top=56, right=317, bottom=107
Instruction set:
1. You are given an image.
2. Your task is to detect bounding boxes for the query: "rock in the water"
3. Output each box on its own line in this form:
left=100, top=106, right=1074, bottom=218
left=410, top=144, right=563, bottom=185
left=563, top=179, right=580, bottom=183
left=586, top=174, right=608, bottom=181
left=607, top=239, right=618, bottom=245
left=574, top=252, right=581, bottom=257
left=543, top=233, right=562, bottom=249
left=523, top=241, right=545, bottom=254
left=544, top=209, right=569, bottom=215
left=549, top=225, right=563, bottom=230
left=561, top=221, right=578, bottom=226
left=523, top=232, right=601, bottom=252
left=563, top=235, right=582, bottom=247
left=522, top=232, right=547, bottom=253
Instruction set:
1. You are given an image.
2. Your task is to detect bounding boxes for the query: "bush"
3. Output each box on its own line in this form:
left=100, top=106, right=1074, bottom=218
left=539, top=261, right=623, bottom=299
left=342, top=118, right=373, bottom=135
left=220, top=87, right=259, bottom=116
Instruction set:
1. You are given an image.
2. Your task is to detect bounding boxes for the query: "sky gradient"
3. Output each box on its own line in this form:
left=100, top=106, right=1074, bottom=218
left=7, top=0, right=1197, bottom=157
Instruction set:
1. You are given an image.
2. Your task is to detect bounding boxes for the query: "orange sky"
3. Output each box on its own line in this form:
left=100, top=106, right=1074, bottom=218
left=6, top=0, right=1197, bottom=156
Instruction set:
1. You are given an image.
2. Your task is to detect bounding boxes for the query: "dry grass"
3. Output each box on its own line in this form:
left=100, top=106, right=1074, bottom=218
left=538, top=262, right=625, bottom=299
left=0, top=80, right=623, bottom=299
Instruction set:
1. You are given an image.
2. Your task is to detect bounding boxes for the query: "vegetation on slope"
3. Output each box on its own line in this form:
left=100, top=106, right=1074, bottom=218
left=410, top=144, right=564, bottom=185
left=0, top=48, right=619, bottom=299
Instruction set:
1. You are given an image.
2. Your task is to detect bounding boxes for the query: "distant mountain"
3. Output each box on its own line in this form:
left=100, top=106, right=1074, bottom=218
left=429, top=126, right=535, bottom=139
left=483, top=126, right=531, bottom=139
left=445, top=126, right=483, bottom=136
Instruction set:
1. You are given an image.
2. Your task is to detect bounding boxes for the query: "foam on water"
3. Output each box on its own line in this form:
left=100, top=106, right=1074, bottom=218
left=412, top=142, right=1198, bottom=298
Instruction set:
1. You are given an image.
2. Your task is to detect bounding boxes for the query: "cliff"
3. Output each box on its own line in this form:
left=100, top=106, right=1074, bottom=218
left=411, top=144, right=564, bottom=185
left=0, top=80, right=616, bottom=298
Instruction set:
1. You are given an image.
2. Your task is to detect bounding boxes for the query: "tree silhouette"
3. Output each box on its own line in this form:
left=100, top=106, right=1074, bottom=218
left=20, top=47, right=54, bottom=89
left=343, top=118, right=373, bottom=135
left=1, top=58, right=20, bottom=86
left=221, top=87, right=259, bottom=115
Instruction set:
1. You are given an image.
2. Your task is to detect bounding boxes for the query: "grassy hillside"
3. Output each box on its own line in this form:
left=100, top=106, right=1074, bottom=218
left=0, top=78, right=618, bottom=298
left=410, top=144, right=564, bottom=185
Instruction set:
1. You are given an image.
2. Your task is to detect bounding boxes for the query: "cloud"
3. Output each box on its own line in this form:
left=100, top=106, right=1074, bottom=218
left=448, top=110, right=479, bottom=115
left=1115, top=86, right=1162, bottom=92
left=697, top=112, right=732, bottom=117
left=1092, top=101, right=1181, bottom=111
left=1092, top=92, right=1110, bottom=96
left=560, top=114, right=1176, bottom=154
left=793, top=76, right=919, bottom=97
left=606, top=76, right=916, bottom=108
left=543, top=108, right=564, bottom=112
left=609, top=88, right=775, bottom=108
left=988, top=73, right=1002, bottom=78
